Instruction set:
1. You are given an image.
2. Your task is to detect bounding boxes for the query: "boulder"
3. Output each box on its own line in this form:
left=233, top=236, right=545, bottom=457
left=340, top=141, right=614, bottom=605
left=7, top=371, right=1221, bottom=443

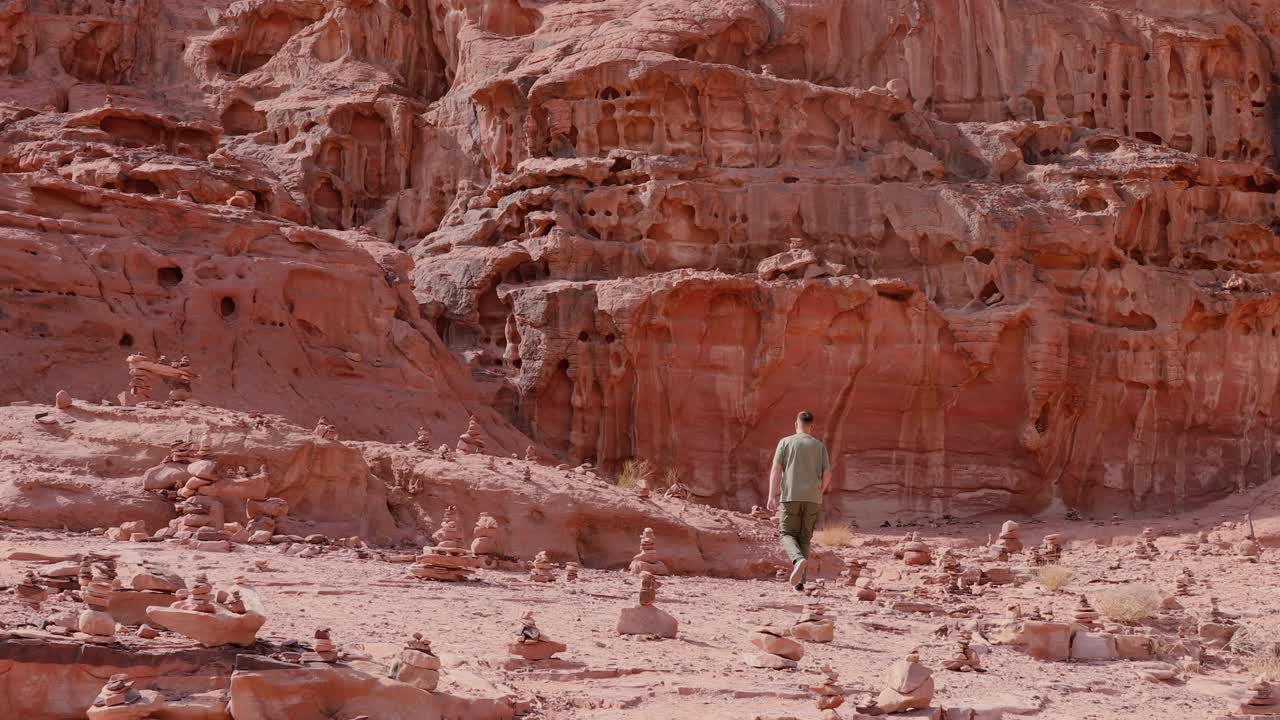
left=616, top=605, right=678, bottom=638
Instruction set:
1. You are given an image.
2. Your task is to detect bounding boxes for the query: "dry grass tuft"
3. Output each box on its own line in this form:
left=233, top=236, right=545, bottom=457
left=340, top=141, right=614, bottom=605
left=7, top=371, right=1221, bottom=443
left=1228, top=625, right=1280, bottom=679
left=1038, top=564, right=1072, bottom=592
left=661, top=468, right=682, bottom=489
left=814, top=525, right=854, bottom=547
left=615, top=459, right=655, bottom=489
left=1094, top=584, right=1161, bottom=623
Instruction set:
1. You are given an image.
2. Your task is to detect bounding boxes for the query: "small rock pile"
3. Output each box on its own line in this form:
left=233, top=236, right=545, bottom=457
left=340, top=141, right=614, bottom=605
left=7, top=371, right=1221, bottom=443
left=508, top=611, right=566, bottom=661
left=617, top=571, right=678, bottom=638
left=392, top=632, right=441, bottom=691
left=456, top=415, right=485, bottom=454
left=745, top=625, right=804, bottom=669
left=528, top=550, right=556, bottom=582
left=901, top=533, right=932, bottom=566
left=629, top=527, right=669, bottom=575
left=875, top=649, right=934, bottom=713
left=410, top=507, right=474, bottom=582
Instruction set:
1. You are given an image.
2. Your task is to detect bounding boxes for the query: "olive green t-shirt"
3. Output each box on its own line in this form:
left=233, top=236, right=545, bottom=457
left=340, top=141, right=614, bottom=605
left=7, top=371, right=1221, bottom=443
left=773, top=432, right=830, bottom=504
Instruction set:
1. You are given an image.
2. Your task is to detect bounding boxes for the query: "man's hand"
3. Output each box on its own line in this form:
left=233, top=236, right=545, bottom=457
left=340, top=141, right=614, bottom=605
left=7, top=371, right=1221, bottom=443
left=767, top=496, right=778, bottom=513
left=820, top=470, right=832, bottom=495
left=767, top=461, right=782, bottom=514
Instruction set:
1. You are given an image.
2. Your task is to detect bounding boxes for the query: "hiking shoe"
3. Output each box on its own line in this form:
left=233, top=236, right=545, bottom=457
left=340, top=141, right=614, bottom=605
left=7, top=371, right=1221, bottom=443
left=788, top=558, right=808, bottom=587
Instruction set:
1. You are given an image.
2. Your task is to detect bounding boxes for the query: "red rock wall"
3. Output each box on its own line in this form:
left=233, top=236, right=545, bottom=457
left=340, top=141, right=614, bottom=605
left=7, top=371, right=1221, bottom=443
left=3, top=0, right=1279, bottom=520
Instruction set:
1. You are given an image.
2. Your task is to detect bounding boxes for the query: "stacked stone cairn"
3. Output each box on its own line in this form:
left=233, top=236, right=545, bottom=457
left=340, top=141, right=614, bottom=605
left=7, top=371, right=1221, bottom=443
left=86, top=674, right=165, bottom=720
left=876, top=649, right=935, bottom=713
left=943, top=630, right=982, bottom=671
left=990, top=520, right=1022, bottom=559
left=1073, top=594, right=1101, bottom=629
left=616, top=571, right=678, bottom=638
left=78, top=564, right=117, bottom=644
left=456, top=415, right=485, bottom=454
left=1041, top=533, right=1063, bottom=562
left=810, top=665, right=845, bottom=716
left=1239, top=677, right=1280, bottom=715
left=302, top=627, right=339, bottom=662
left=508, top=611, right=566, bottom=661
left=413, top=427, right=432, bottom=451
left=470, top=512, right=504, bottom=566
left=629, top=527, right=669, bottom=575
left=902, top=533, right=932, bottom=566
left=745, top=624, right=805, bottom=669
left=565, top=562, right=580, bottom=582
left=528, top=550, right=556, bottom=582
left=410, top=506, right=473, bottom=582
left=391, top=632, right=441, bottom=691
left=313, top=416, right=338, bottom=441
left=792, top=584, right=835, bottom=643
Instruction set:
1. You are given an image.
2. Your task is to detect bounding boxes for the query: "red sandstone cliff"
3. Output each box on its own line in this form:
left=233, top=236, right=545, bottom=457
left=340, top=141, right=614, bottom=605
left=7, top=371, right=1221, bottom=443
left=3, top=0, right=1279, bottom=521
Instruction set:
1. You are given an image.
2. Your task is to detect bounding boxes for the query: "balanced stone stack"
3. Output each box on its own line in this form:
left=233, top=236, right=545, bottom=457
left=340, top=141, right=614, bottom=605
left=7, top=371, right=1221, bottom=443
left=990, top=520, right=1022, bottom=558
left=125, top=353, right=155, bottom=402
left=1073, top=595, right=1100, bottom=629
left=528, top=550, right=556, bottom=582
left=1140, top=528, right=1160, bottom=555
left=1041, top=533, right=1063, bottom=562
left=508, top=612, right=566, bottom=661
left=302, top=627, right=338, bottom=662
left=877, top=649, right=935, bottom=713
left=470, top=512, right=504, bottom=560
left=86, top=674, right=166, bottom=720
left=750, top=505, right=770, bottom=520
left=15, top=571, right=47, bottom=609
left=314, top=416, right=338, bottom=440
left=617, top=571, right=678, bottom=638
left=792, top=597, right=835, bottom=643
left=246, top=497, right=289, bottom=544
left=943, top=631, right=982, bottom=671
left=841, top=559, right=863, bottom=586
left=410, top=510, right=474, bottom=582
left=413, top=427, right=432, bottom=451
left=902, top=533, right=932, bottom=566
left=810, top=665, right=845, bottom=716
left=456, top=415, right=485, bottom=454
left=629, top=527, right=669, bottom=575
left=392, top=633, right=441, bottom=691
left=1134, top=536, right=1152, bottom=560
left=1239, top=677, right=1280, bottom=715
left=745, top=625, right=804, bottom=669
left=78, top=567, right=117, bottom=644
left=565, top=562, right=580, bottom=582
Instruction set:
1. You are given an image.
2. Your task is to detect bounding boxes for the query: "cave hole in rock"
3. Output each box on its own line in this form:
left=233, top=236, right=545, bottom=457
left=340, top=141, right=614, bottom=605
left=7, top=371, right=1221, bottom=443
left=157, top=266, right=183, bottom=287
left=513, top=358, right=523, bottom=369
left=604, top=333, right=616, bottom=344
left=978, top=281, right=1001, bottom=304
left=222, top=101, right=267, bottom=136
left=1135, top=131, right=1163, bottom=145
left=219, top=296, right=237, bottom=319
left=119, top=332, right=133, bottom=347
left=558, top=359, right=570, bottom=371
left=971, top=248, right=995, bottom=264
left=599, top=87, right=620, bottom=100
left=1087, top=137, right=1120, bottom=153
left=121, top=177, right=160, bottom=195
left=578, top=331, right=589, bottom=342
left=1035, top=404, right=1050, bottom=434
left=1079, top=195, right=1108, bottom=212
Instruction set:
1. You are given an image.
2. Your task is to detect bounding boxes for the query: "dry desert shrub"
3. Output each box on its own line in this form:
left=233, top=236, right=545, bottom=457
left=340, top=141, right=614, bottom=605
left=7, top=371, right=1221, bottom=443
left=661, top=467, right=681, bottom=489
left=1094, top=584, right=1161, bottom=623
left=1228, top=625, right=1280, bottom=679
left=1038, top=564, right=1072, bottom=592
left=814, top=525, right=854, bottom=547
left=615, top=459, right=655, bottom=489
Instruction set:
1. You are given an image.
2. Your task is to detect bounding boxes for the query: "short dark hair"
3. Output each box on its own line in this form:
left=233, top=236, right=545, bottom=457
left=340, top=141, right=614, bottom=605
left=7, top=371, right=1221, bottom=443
left=797, top=410, right=814, bottom=425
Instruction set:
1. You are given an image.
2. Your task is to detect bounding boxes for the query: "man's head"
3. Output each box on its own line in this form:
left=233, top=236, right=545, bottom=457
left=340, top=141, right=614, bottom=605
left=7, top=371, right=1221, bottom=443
left=795, top=410, right=814, bottom=433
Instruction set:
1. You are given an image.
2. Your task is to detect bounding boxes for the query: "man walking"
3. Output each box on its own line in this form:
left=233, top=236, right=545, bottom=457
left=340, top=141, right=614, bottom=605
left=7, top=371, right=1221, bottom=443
left=766, top=410, right=831, bottom=591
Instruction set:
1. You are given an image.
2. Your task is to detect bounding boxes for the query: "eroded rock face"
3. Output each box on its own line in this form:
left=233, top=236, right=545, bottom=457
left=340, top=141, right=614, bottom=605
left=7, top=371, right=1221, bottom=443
left=1, top=0, right=1279, bottom=522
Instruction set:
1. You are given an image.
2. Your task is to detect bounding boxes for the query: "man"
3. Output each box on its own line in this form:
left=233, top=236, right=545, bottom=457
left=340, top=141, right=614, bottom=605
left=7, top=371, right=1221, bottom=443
left=766, top=410, right=831, bottom=591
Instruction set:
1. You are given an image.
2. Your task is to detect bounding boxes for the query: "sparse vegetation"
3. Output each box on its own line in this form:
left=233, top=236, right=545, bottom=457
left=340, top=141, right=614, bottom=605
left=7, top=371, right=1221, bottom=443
left=814, top=525, right=854, bottom=547
left=1228, top=625, right=1280, bottom=679
left=615, top=459, right=655, bottom=489
left=1038, top=564, right=1072, bottom=592
left=661, top=468, right=682, bottom=489
left=1094, top=584, right=1161, bottom=623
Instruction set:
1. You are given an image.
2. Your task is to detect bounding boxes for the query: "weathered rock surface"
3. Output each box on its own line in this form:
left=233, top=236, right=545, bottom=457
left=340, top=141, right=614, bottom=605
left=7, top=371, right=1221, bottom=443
left=0, top=0, right=1277, bottom=531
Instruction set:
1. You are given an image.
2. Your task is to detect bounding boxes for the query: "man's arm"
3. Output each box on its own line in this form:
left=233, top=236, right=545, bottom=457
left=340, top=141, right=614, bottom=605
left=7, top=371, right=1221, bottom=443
left=767, top=462, right=782, bottom=512
left=821, top=469, right=832, bottom=494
